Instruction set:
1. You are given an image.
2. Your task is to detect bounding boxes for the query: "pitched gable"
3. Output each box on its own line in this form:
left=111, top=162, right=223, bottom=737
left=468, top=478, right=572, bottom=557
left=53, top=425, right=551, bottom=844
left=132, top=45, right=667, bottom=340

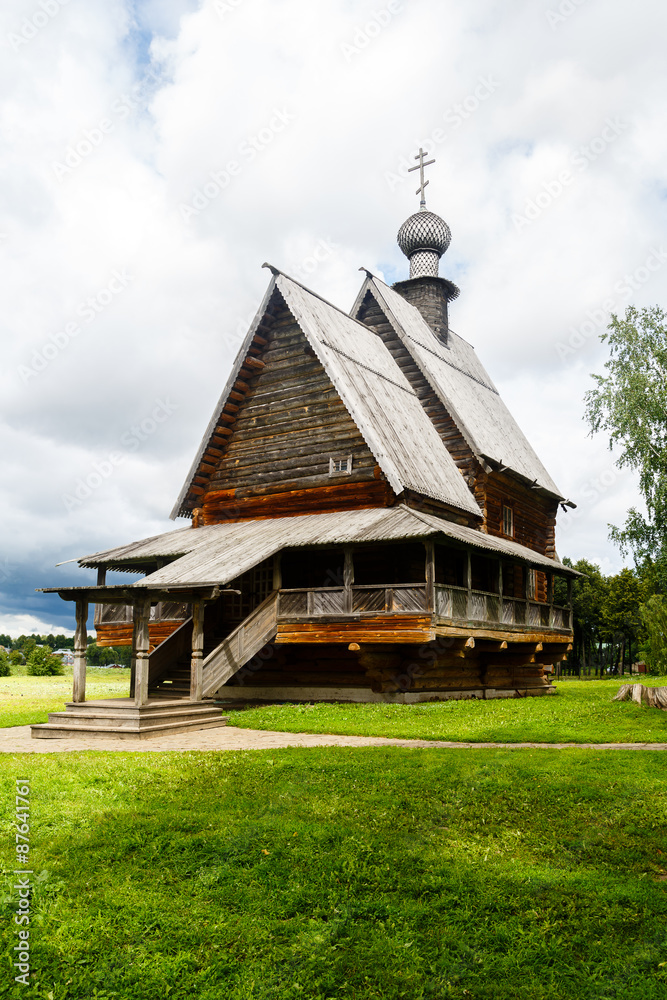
left=352, top=275, right=564, bottom=500
left=172, top=270, right=483, bottom=522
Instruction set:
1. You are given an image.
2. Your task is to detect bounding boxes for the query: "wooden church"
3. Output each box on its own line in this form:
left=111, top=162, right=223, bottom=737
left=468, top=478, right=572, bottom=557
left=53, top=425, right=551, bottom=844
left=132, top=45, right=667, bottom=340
left=35, top=156, right=578, bottom=738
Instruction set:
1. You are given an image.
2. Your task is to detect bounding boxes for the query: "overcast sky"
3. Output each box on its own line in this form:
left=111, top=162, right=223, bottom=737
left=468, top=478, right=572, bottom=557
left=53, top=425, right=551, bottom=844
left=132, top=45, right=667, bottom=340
left=1, top=0, right=665, bottom=637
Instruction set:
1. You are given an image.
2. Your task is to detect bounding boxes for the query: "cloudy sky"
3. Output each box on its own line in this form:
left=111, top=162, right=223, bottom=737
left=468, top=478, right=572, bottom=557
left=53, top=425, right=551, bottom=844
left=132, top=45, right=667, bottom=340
left=1, top=0, right=665, bottom=636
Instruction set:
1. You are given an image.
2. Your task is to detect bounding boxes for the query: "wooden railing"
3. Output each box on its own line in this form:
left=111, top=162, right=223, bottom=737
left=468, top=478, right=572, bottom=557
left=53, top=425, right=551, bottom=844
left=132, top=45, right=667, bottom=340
left=201, top=592, right=279, bottom=698
left=435, top=585, right=571, bottom=630
left=276, top=583, right=570, bottom=631
left=278, top=584, right=428, bottom=617
left=146, top=616, right=193, bottom=691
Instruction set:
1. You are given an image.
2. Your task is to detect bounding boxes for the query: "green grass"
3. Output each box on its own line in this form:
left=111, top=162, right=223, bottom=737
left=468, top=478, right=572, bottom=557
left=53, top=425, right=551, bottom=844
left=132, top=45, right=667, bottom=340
left=227, top=679, right=667, bottom=745
left=0, top=670, right=130, bottom=729
left=2, top=675, right=666, bottom=745
left=1, top=748, right=667, bottom=999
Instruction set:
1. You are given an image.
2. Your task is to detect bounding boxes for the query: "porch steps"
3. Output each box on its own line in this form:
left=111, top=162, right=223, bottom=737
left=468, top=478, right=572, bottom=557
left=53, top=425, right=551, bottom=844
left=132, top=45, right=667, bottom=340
left=30, top=699, right=228, bottom=740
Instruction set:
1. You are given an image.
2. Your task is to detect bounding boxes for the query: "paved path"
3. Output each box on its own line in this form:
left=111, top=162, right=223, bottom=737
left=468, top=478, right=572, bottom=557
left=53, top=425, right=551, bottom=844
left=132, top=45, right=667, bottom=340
left=0, top=725, right=665, bottom=753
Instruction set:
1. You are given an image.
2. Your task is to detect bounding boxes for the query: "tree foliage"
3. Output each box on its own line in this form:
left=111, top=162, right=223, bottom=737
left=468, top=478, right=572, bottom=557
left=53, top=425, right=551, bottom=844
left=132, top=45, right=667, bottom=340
left=585, top=305, right=667, bottom=561
left=26, top=646, right=65, bottom=676
left=639, top=595, right=667, bottom=675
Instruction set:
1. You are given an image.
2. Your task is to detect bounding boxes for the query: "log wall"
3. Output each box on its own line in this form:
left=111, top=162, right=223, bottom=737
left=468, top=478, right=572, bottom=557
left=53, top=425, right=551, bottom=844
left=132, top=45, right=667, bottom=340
left=95, top=621, right=183, bottom=650
left=201, top=300, right=388, bottom=525
left=226, top=639, right=565, bottom=696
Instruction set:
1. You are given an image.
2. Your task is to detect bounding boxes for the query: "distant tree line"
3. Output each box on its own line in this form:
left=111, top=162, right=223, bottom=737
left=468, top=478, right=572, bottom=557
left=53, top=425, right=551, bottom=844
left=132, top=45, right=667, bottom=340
left=0, top=633, right=131, bottom=674
left=560, top=552, right=667, bottom=676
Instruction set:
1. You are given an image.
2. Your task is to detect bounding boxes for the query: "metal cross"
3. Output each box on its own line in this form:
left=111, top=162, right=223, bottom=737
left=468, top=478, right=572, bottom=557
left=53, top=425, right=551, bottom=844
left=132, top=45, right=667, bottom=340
left=408, top=147, right=435, bottom=209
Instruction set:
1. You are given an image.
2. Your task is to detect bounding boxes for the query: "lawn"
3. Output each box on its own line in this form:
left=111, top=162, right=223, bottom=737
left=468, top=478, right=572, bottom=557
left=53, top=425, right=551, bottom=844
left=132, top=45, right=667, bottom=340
left=228, top=679, right=667, bottom=744
left=0, top=670, right=130, bottom=729
left=1, top=748, right=666, bottom=999
left=2, top=674, right=667, bottom=745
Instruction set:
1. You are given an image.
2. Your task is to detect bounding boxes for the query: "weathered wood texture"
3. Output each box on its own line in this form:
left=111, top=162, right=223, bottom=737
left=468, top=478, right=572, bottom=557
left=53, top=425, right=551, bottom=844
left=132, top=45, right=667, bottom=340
left=477, top=469, right=559, bottom=558
left=199, top=302, right=389, bottom=524
left=224, top=638, right=562, bottom=695
left=202, top=480, right=395, bottom=524
left=356, top=286, right=561, bottom=557
left=95, top=621, right=184, bottom=649
left=357, top=293, right=476, bottom=478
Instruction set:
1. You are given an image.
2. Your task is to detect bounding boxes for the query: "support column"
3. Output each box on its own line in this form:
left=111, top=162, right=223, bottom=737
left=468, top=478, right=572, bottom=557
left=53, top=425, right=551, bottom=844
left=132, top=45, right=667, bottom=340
left=132, top=597, right=151, bottom=707
left=465, top=551, right=472, bottom=619
left=567, top=578, right=573, bottom=630
left=190, top=600, right=205, bottom=703
left=497, top=559, right=503, bottom=623
left=72, top=599, right=88, bottom=703
left=343, top=547, right=354, bottom=615
left=424, top=541, right=435, bottom=613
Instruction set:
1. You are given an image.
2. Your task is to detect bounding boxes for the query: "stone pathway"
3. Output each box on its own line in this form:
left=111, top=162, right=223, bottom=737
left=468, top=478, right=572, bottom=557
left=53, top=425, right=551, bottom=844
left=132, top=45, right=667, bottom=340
left=0, top=725, right=665, bottom=753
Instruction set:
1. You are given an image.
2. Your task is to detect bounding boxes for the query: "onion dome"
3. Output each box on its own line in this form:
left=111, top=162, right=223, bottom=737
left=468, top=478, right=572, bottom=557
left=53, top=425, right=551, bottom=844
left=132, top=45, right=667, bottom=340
left=397, top=209, right=452, bottom=278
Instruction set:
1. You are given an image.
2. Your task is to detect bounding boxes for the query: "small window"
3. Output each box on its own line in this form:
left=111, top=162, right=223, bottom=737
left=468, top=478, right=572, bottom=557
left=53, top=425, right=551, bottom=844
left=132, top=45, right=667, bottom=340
left=502, top=505, right=514, bottom=537
left=329, top=455, right=352, bottom=476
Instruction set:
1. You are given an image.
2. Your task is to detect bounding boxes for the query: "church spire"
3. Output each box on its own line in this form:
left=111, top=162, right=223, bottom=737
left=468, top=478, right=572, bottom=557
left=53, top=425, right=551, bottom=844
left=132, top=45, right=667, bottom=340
left=397, top=149, right=451, bottom=279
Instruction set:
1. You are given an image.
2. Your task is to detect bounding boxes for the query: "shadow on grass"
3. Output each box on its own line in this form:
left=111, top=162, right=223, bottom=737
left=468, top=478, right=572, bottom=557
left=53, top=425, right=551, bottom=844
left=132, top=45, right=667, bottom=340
left=2, top=748, right=667, bottom=1000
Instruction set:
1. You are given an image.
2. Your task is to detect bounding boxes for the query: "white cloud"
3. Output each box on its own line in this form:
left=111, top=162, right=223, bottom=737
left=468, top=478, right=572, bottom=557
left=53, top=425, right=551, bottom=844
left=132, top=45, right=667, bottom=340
left=2, top=0, right=666, bottom=628
left=0, top=613, right=74, bottom=639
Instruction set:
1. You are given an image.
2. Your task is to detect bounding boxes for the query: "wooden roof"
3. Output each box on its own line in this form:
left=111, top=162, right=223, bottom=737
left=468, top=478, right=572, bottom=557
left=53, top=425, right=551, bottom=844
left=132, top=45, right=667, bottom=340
left=171, top=269, right=482, bottom=521
left=75, top=505, right=580, bottom=586
left=352, top=275, right=564, bottom=500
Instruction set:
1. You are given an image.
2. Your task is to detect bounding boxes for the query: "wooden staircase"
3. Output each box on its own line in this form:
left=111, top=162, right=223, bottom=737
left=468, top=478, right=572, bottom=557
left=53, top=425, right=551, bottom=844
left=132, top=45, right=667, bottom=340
left=30, top=700, right=229, bottom=740
left=30, top=594, right=279, bottom=740
left=202, top=592, right=279, bottom=697
left=146, top=592, right=279, bottom=699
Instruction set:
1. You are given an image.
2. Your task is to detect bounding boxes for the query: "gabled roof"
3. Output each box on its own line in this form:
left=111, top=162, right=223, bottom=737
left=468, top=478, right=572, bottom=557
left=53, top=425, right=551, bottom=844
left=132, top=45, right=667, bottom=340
left=172, top=268, right=482, bottom=520
left=74, top=505, right=579, bottom=586
left=351, top=275, right=564, bottom=500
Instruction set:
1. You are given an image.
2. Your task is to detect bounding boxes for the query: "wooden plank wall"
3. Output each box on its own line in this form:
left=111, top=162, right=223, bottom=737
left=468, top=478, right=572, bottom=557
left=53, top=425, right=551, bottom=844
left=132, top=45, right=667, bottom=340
left=201, top=298, right=392, bottom=524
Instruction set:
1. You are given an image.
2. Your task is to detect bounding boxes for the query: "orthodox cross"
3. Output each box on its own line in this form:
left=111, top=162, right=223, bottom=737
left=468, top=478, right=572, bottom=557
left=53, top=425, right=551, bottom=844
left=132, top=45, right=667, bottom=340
left=408, top=147, right=435, bottom=209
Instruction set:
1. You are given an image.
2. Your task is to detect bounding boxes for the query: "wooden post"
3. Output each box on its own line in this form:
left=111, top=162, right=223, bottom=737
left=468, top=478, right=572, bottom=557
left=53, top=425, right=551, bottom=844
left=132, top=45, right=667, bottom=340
left=190, top=599, right=205, bottom=702
left=425, top=541, right=435, bottom=613
left=72, top=599, right=88, bottom=703
left=272, top=553, right=282, bottom=592
left=497, top=559, right=503, bottom=623
left=567, top=578, right=573, bottom=631
left=343, top=547, right=353, bottom=615
left=132, top=597, right=151, bottom=707
left=547, top=573, right=554, bottom=628
left=465, top=551, right=472, bottom=619
left=96, top=565, right=107, bottom=586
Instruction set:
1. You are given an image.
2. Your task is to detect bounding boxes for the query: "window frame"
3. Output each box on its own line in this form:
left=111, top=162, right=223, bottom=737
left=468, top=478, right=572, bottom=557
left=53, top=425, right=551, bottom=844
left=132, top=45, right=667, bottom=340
left=329, top=455, right=353, bottom=476
left=502, top=504, right=514, bottom=538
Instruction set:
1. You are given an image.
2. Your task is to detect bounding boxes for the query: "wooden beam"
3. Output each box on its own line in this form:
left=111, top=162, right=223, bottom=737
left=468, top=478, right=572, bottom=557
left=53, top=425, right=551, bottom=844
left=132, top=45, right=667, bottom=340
left=425, top=540, right=435, bottom=613
left=96, top=565, right=107, bottom=587
left=72, top=599, right=88, bottom=703
left=243, top=355, right=266, bottom=370
left=190, top=600, right=205, bottom=702
left=132, top=597, right=151, bottom=707
left=343, top=547, right=353, bottom=615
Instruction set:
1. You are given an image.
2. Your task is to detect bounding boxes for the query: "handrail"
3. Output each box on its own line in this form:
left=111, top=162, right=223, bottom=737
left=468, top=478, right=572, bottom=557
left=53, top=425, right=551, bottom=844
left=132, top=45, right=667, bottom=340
left=147, top=616, right=193, bottom=689
left=201, top=592, right=278, bottom=698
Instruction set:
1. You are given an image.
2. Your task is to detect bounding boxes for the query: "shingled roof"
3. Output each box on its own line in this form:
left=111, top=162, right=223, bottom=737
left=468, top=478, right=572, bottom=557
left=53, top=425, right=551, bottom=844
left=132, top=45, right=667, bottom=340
left=74, top=505, right=579, bottom=586
left=351, top=274, right=564, bottom=500
left=171, top=269, right=483, bottom=521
